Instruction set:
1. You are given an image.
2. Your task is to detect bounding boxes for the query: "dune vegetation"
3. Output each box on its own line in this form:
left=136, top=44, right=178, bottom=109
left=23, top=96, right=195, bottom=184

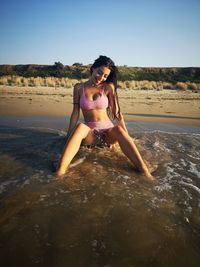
left=0, top=75, right=200, bottom=91
left=0, top=63, right=200, bottom=91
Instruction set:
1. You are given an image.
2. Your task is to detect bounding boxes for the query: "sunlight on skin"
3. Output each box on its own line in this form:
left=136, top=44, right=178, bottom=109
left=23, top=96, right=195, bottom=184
left=56, top=56, right=154, bottom=182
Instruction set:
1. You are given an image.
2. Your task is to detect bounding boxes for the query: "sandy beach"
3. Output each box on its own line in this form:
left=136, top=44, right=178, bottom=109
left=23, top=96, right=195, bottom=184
left=0, top=85, right=200, bottom=126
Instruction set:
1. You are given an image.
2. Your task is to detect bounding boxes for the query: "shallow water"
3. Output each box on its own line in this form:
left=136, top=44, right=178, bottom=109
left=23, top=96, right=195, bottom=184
left=0, top=117, right=200, bottom=267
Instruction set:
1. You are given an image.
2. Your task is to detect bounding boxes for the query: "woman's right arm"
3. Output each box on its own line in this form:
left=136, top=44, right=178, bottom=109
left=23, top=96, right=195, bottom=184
left=66, top=83, right=81, bottom=140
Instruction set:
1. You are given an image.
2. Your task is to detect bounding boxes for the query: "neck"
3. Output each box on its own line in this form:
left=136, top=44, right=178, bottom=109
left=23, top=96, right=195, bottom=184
left=86, top=79, right=103, bottom=88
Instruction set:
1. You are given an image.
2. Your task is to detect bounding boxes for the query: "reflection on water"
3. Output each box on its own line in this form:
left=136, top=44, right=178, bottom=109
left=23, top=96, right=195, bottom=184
left=0, top=123, right=200, bottom=267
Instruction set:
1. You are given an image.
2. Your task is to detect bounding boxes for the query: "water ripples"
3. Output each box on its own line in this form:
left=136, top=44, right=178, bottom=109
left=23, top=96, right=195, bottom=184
left=0, top=125, right=200, bottom=266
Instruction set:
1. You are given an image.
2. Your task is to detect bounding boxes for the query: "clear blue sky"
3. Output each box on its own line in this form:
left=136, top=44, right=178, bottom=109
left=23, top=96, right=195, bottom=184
left=1, top=0, right=200, bottom=67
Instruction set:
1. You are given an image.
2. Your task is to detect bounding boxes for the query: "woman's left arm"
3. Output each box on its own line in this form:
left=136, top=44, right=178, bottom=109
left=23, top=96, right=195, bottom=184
left=106, top=83, right=128, bottom=133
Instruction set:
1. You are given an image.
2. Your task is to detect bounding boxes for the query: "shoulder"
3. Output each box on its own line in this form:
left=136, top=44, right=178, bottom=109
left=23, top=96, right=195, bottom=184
left=74, top=82, right=83, bottom=91
left=73, top=82, right=83, bottom=95
left=104, top=82, right=115, bottom=95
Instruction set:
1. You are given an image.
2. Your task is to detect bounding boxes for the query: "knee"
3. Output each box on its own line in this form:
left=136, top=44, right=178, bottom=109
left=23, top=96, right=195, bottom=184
left=74, top=123, right=90, bottom=137
left=76, top=122, right=84, bottom=130
left=75, top=122, right=87, bottom=133
left=111, top=125, right=127, bottom=138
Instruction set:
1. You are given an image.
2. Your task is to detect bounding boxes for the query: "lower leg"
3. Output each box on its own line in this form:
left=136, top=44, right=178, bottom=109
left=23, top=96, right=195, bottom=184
left=121, top=138, right=154, bottom=180
left=120, top=137, right=147, bottom=170
left=56, top=125, right=90, bottom=176
left=110, top=127, right=154, bottom=180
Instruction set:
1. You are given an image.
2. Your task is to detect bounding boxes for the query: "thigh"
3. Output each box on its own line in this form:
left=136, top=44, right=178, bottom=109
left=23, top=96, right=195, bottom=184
left=82, top=129, right=96, bottom=145
left=104, top=127, right=118, bottom=145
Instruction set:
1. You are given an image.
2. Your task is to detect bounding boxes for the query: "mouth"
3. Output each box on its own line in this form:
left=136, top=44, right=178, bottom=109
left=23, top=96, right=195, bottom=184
left=95, top=78, right=102, bottom=84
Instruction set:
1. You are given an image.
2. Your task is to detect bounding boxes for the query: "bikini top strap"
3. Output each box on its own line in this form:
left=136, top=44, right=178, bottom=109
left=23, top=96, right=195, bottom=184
left=82, top=83, right=85, bottom=96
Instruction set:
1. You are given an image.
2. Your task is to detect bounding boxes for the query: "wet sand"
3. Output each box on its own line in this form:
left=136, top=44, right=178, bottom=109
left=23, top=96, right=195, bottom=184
left=0, top=86, right=200, bottom=126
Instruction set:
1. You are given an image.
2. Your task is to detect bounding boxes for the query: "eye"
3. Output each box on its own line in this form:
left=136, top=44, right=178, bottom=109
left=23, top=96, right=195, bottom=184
left=97, top=70, right=108, bottom=79
left=98, top=70, right=103, bottom=75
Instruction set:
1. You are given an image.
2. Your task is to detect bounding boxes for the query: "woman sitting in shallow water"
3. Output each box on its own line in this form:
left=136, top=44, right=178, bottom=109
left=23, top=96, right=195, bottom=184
left=56, top=55, right=154, bottom=181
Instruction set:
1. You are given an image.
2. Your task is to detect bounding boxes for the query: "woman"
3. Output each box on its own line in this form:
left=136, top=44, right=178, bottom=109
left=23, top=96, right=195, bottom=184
left=56, top=55, right=154, bottom=181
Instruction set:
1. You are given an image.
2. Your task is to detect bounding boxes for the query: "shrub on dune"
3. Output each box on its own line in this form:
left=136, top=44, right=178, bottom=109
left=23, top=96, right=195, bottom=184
left=176, top=82, right=188, bottom=90
left=117, top=81, right=126, bottom=89
left=60, top=78, right=66, bottom=87
left=22, top=77, right=29, bottom=87
left=186, top=82, right=198, bottom=91
left=32, top=77, right=40, bottom=87
left=46, top=77, right=55, bottom=87
left=0, top=76, right=8, bottom=85
left=163, top=82, right=174, bottom=90
left=65, top=78, right=79, bottom=88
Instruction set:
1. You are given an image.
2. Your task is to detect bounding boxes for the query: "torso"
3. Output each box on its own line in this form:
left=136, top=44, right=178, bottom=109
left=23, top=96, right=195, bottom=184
left=79, top=82, right=111, bottom=122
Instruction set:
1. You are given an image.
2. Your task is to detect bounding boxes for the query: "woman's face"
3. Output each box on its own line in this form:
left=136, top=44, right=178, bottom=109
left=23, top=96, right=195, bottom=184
left=91, top=66, right=111, bottom=85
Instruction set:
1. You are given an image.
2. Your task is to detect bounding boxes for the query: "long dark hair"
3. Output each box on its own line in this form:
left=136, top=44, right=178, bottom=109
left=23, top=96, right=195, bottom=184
left=90, top=55, right=120, bottom=121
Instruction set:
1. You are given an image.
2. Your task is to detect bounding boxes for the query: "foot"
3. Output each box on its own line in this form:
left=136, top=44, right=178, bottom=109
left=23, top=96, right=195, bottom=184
left=143, top=171, right=155, bottom=182
left=139, top=163, right=156, bottom=182
left=55, top=167, right=66, bottom=179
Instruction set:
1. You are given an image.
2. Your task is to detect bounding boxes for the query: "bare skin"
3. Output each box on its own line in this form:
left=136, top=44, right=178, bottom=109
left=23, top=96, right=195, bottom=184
left=56, top=66, right=154, bottom=181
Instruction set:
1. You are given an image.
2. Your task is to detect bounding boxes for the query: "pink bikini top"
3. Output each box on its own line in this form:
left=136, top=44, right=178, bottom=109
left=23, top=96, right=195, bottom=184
left=80, top=85, right=109, bottom=110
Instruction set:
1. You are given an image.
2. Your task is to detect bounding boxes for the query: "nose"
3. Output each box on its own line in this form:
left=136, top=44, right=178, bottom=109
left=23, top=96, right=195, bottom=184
left=100, top=75, right=107, bottom=81
left=97, top=75, right=104, bottom=82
